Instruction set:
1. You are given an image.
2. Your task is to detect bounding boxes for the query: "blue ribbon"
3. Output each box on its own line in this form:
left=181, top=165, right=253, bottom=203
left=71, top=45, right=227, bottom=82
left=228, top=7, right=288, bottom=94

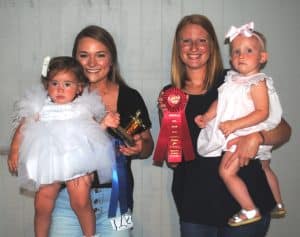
left=108, top=139, right=129, bottom=218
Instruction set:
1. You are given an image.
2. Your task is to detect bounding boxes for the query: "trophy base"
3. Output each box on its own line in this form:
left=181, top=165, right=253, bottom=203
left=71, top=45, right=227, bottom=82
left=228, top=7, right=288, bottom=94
left=111, top=127, right=135, bottom=146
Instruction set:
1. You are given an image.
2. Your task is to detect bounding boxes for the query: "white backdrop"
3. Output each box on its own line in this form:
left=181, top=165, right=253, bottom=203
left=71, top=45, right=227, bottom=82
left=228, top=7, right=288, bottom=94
left=0, top=0, right=299, bottom=236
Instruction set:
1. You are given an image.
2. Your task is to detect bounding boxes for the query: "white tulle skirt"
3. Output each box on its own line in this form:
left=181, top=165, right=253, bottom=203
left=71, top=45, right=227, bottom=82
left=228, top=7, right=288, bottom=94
left=18, top=118, right=115, bottom=191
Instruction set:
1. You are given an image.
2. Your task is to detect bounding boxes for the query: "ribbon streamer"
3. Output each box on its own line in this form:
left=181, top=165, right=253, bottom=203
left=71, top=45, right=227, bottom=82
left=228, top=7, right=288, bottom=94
left=108, top=139, right=131, bottom=218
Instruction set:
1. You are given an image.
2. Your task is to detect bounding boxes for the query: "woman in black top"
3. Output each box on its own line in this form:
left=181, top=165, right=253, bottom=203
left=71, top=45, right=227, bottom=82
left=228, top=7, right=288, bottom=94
left=50, top=25, right=154, bottom=237
left=159, top=15, right=291, bottom=237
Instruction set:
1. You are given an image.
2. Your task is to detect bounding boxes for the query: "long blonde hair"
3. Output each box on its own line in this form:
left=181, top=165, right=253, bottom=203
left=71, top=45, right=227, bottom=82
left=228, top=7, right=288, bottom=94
left=171, top=14, right=223, bottom=89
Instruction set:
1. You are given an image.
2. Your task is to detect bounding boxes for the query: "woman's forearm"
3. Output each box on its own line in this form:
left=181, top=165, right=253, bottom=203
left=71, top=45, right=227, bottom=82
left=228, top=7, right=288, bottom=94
left=139, top=129, right=154, bottom=159
left=261, top=118, right=291, bottom=149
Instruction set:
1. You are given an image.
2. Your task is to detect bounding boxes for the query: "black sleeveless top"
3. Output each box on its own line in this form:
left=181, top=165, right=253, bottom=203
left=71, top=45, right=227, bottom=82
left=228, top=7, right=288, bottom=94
left=114, top=83, right=152, bottom=209
left=93, top=83, right=152, bottom=210
left=166, top=71, right=275, bottom=226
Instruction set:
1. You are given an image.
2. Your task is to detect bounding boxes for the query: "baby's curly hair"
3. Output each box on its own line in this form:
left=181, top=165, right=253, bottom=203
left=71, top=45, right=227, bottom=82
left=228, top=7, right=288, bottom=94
left=41, top=56, right=88, bottom=88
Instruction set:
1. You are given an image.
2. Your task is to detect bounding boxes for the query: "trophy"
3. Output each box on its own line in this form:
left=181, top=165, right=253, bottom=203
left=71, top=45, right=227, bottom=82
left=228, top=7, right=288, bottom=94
left=111, top=110, right=146, bottom=146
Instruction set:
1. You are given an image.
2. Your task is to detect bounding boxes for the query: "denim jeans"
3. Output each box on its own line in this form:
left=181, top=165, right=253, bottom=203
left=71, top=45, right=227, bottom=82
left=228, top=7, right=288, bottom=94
left=180, top=214, right=270, bottom=237
left=49, top=187, right=131, bottom=237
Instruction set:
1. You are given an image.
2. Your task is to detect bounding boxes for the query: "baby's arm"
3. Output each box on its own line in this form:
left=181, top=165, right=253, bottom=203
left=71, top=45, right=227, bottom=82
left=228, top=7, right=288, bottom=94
left=100, top=111, right=120, bottom=130
left=219, top=80, right=269, bottom=136
left=194, top=100, right=218, bottom=128
left=7, top=119, right=25, bottom=174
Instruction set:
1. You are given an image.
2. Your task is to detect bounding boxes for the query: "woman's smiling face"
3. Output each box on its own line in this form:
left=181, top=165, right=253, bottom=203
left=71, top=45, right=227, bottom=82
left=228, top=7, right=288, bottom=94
left=179, top=23, right=211, bottom=71
left=75, top=37, right=112, bottom=84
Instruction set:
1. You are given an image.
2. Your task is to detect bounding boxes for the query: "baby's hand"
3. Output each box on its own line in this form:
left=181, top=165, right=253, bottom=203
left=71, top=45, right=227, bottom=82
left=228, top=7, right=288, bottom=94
left=101, top=112, right=120, bottom=129
left=194, top=114, right=208, bottom=128
left=219, top=120, right=236, bottom=137
left=7, top=150, right=18, bottom=175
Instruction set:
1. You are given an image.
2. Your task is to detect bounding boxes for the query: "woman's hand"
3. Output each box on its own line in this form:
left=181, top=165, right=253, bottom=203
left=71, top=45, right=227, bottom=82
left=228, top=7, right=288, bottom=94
left=119, top=133, right=143, bottom=157
left=119, top=129, right=154, bottom=159
left=224, top=132, right=263, bottom=168
left=224, top=118, right=291, bottom=169
left=157, top=91, right=167, bottom=123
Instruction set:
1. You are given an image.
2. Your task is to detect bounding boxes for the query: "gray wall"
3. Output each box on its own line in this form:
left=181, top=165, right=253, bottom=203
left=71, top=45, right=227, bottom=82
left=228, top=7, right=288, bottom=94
left=0, top=0, right=299, bottom=236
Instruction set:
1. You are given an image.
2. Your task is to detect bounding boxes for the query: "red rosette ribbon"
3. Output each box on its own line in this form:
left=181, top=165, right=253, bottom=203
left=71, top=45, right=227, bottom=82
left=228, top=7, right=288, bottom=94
left=153, top=87, right=195, bottom=166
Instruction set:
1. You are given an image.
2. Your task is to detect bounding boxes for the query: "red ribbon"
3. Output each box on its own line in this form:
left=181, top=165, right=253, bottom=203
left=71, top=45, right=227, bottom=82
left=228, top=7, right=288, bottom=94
left=153, top=87, right=195, bottom=166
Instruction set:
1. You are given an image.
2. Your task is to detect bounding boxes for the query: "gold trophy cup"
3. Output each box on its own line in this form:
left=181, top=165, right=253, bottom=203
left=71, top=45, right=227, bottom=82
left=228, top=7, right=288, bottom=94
left=111, top=110, right=146, bottom=146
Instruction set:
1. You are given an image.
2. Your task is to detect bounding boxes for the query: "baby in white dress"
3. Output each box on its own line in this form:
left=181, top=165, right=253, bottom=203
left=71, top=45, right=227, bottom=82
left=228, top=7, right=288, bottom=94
left=195, top=22, right=285, bottom=226
left=8, top=56, right=119, bottom=237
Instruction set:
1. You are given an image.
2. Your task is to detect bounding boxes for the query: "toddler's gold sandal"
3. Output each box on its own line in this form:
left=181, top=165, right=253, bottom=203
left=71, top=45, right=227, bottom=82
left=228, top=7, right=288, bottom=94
left=228, top=208, right=262, bottom=227
left=271, top=203, right=287, bottom=218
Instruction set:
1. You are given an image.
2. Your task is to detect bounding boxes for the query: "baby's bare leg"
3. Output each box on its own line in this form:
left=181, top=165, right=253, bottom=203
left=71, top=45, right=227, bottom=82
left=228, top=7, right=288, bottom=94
left=219, top=151, right=257, bottom=210
left=260, top=159, right=283, bottom=204
left=66, top=174, right=95, bottom=236
left=34, top=183, right=61, bottom=237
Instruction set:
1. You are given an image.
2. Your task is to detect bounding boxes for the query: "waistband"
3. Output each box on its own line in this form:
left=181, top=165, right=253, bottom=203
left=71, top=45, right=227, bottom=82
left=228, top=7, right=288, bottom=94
left=91, top=182, right=112, bottom=188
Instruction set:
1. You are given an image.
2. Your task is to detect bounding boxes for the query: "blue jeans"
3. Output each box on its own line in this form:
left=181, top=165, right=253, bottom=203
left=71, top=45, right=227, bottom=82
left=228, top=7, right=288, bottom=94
left=49, top=187, right=131, bottom=237
left=180, top=214, right=270, bottom=237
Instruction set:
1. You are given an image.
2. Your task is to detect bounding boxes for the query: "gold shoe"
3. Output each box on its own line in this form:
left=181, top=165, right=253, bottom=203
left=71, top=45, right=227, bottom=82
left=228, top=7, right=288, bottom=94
left=271, top=203, right=287, bottom=218
left=228, top=209, right=262, bottom=227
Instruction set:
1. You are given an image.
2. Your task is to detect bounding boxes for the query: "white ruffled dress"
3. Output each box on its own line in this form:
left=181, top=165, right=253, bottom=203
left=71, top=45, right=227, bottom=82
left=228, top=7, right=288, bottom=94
left=197, top=70, right=282, bottom=160
left=16, top=86, right=115, bottom=191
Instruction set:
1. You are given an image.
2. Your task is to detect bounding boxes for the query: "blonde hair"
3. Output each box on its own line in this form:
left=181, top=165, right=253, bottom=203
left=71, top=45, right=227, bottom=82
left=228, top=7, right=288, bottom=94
left=171, top=14, right=223, bottom=89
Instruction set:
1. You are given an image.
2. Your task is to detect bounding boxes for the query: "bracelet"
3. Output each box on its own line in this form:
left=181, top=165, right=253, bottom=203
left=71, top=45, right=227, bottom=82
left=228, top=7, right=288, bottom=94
left=258, top=131, right=265, bottom=145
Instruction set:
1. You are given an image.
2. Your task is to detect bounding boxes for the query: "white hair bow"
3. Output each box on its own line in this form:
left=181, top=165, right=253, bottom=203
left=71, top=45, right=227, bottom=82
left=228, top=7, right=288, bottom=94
left=41, top=56, right=51, bottom=77
left=225, top=22, right=254, bottom=42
